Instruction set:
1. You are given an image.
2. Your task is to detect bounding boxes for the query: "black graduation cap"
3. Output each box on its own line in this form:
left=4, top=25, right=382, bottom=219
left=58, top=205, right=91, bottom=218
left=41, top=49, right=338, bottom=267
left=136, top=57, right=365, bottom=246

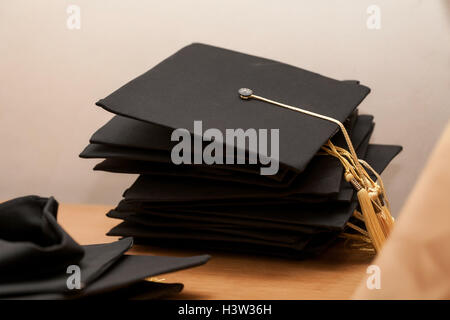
left=0, top=196, right=210, bottom=299
left=80, top=43, right=402, bottom=257
left=85, top=43, right=371, bottom=173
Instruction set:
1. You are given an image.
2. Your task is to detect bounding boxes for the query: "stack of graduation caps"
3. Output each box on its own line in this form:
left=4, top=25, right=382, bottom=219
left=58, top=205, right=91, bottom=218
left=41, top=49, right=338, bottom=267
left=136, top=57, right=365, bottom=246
left=80, top=43, right=402, bottom=258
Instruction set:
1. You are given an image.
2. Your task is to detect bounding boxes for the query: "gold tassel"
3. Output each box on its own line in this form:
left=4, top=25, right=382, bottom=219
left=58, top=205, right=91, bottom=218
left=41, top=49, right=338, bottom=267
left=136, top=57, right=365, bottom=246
left=238, top=88, right=396, bottom=254
left=382, top=206, right=395, bottom=229
left=145, top=277, right=165, bottom=283
left=357, top=189, right=386, bottom=252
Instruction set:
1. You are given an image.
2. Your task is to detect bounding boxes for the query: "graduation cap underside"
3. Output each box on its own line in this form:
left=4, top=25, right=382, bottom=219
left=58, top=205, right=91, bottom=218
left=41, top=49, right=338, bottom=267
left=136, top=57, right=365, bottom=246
left=80, top=43, right=402, bottom=258
left=0, top=196, right=210, bottom=299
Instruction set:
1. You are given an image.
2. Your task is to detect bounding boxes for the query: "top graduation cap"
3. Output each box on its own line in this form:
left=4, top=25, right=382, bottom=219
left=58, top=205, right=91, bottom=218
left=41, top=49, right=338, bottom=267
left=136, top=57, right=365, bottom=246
left=96, top=43, right=370, bottom=173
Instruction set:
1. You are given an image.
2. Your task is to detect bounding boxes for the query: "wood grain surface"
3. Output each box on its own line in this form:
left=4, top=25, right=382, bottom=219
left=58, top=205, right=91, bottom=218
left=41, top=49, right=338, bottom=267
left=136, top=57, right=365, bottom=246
left=58, top=203, right=373, bottom=299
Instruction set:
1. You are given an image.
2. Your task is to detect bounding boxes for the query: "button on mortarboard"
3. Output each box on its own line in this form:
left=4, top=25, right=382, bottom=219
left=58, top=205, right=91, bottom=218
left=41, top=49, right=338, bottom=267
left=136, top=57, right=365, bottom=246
left=238, top=88, right=253, bottom=99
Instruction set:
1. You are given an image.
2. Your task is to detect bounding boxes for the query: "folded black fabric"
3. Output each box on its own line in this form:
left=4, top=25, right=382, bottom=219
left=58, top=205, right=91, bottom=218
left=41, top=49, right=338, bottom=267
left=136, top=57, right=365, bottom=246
left=1, top=238, right=133, bottom=297
left=0, top=196, right=84, bottom=281
left=105, top=143, right=400, bottom=256
left=84, top=109, right=360, bottom=183
left=80, top=114, right=372, bottom=190
left=0, top=196, right=210, bottom=299
left=107, top=210, right=321, bottom=234
left=12, top=255, right=208, bottom=300
left=89, top=103, right=359, bottom=155
left=128, top=232, right=341, bottom=259
left=113, top=200, right=358, bottom=231
left=14, top=282, right=184, bottom=300
left=121, top=139, right=389, bottom=206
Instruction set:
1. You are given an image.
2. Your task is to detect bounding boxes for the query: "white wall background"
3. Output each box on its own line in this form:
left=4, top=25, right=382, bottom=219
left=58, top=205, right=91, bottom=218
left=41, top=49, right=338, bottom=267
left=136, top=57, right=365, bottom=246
left=1, top=0, right=449, bottom=216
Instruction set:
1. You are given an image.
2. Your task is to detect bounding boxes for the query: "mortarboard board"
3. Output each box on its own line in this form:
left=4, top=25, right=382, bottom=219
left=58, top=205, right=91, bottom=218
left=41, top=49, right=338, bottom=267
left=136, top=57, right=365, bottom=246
left=94, top=43, right=370, bottom=173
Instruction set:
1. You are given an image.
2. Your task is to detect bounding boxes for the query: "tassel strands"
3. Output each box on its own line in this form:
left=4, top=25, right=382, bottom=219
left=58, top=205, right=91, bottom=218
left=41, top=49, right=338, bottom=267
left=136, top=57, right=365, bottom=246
left=239, top=88, right=395, bottom=253
left=321, top=142, right=394, bottom=251
left=357, top=188, right=385, bottom=252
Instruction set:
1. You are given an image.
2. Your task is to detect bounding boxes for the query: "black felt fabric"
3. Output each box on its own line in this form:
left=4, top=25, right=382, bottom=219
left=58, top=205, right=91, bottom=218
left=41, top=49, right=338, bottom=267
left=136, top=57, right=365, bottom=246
left=90, top=115, right=174, bottom=152
left=105, top=142, right=401, bottom=258
left=15, top=281, right=184, bottom=300
left=96, top=43, right=370, bottom=173
left=115, top=199, right=359, bottom=231
left=136, top=143, right=400, bottom=209
left=9, top=255, right=207, bottom=300
left=120, top=129, right=376, bottom=204
left=94, top=159, right=297, bottom=188
left=0, top=196, right=84, bottom=280
left=111, top=219, right=316, bottom=244
left=0, top=239, right=133, bottom=297
left=0, top=196, right=210, bottom=299
left=119, top=231, right=341, bottom=260
left=84, top=115, right=372, bottom=191
left=108, top=222, right=312, bottom=250
left=89, top=106, right=359, bottom=154
left=81, top=144, right=288, bottom=181
left=107, top=210, right=321, bottom=234
left=80, top=114, right=373, bottom=189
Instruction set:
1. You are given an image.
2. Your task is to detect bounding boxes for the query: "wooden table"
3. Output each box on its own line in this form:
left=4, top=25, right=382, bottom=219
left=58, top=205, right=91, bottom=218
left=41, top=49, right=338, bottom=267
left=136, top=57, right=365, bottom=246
left=58, top=203, right=374, bottom=299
